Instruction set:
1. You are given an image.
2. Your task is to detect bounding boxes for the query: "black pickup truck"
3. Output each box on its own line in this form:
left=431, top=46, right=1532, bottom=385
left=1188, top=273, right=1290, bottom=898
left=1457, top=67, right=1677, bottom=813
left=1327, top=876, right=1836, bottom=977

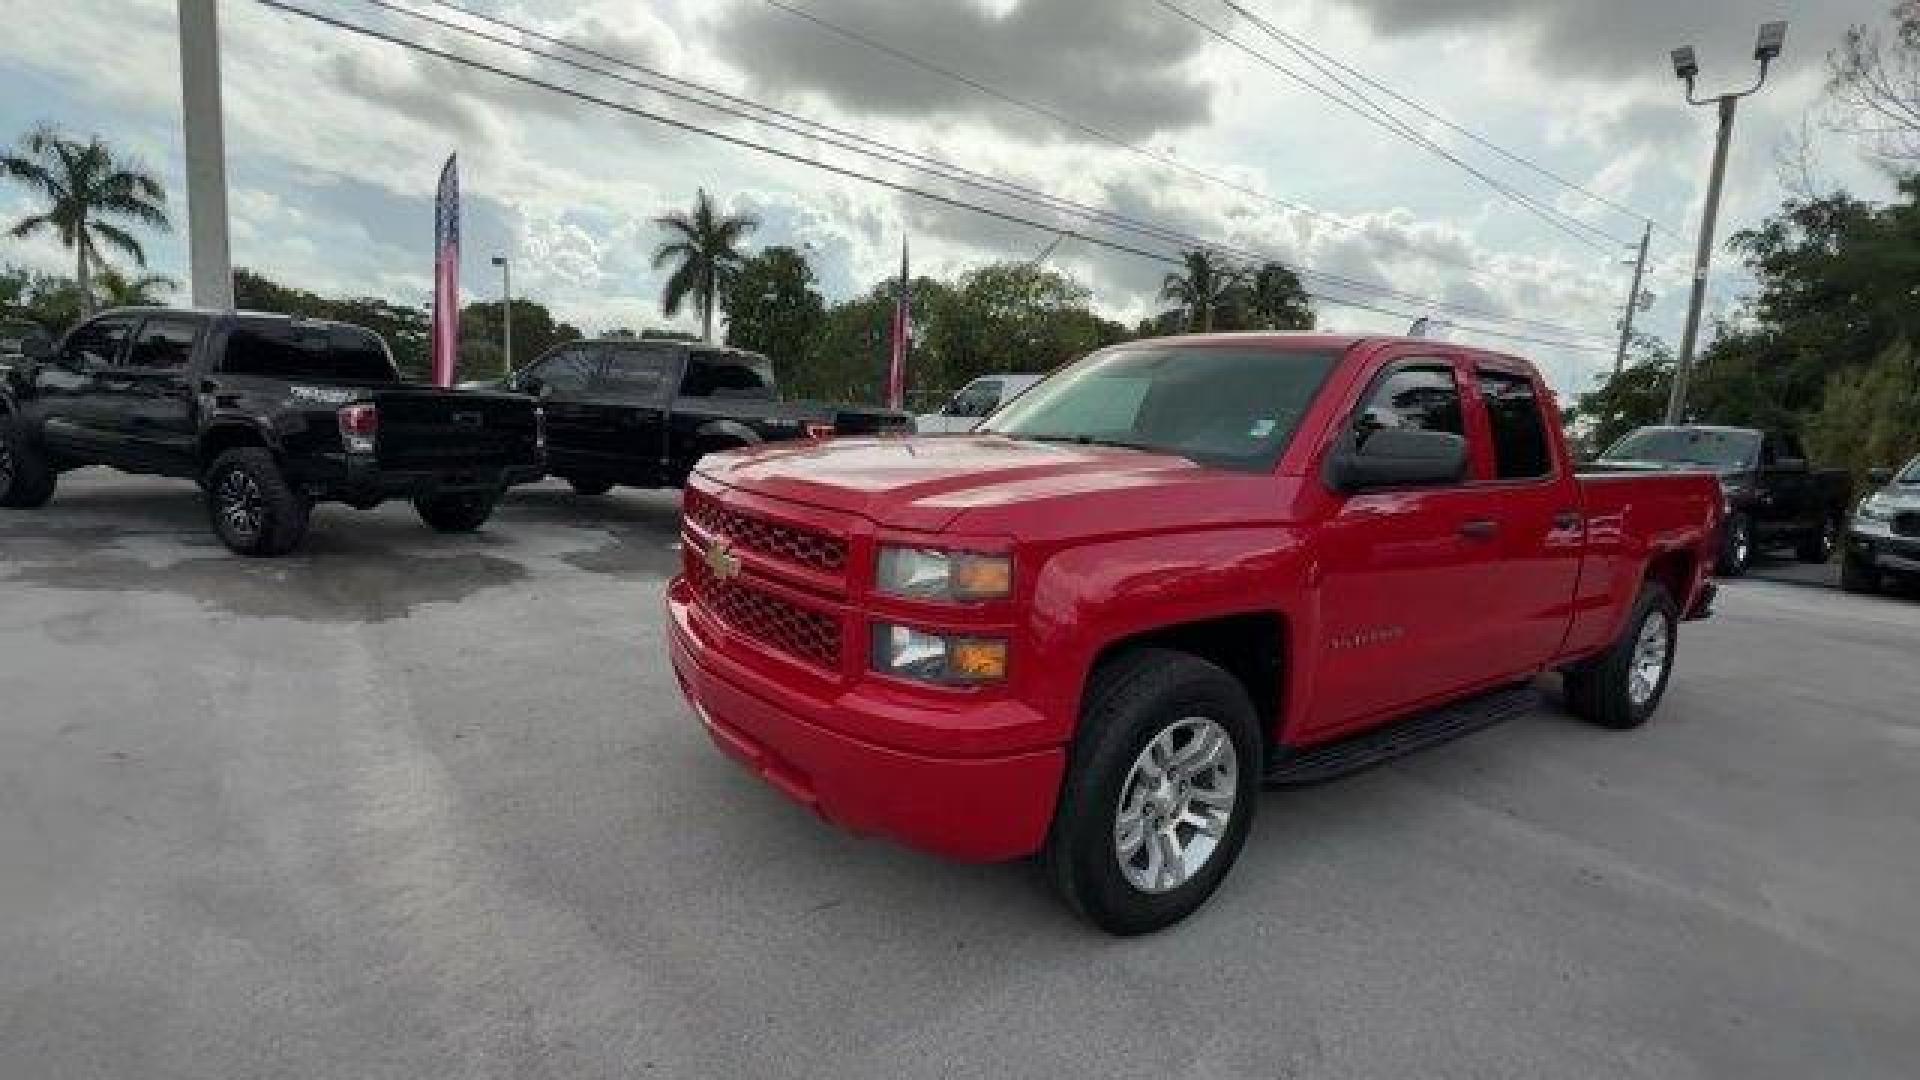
left=1597, top=424, right=1852, bottom=575
left=0, top=307, right=543, bottom=556
left=477, top=338, right=907, bottom=494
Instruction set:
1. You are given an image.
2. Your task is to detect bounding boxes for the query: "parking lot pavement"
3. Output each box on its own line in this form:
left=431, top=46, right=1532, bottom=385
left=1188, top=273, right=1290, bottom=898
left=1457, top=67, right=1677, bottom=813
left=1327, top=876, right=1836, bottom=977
left=4, top=470, right=1920, bottom=1080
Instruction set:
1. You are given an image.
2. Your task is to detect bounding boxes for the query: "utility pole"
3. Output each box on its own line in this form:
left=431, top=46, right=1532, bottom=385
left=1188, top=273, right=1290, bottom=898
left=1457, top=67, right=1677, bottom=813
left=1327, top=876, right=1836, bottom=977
left=491, top=255, right=513, bottom=377
left=1664, top=21, right=1787, bottom=424
left=1613, top=221, right=1651, bottom=376
left=178, top=0, right=234, bottom=310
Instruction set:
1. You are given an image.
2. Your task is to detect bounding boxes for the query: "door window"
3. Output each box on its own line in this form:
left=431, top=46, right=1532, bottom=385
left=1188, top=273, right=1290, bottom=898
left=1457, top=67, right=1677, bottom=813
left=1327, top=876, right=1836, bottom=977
left=524, top=347, right=599, bottom=396
left=681, top=350, right=775, bottom=400
left=1476, top=368, right=1552, bottom=480
left=948, top=379, right=1002, bottom=417
left=1355, top=363, right=1465, bottom=443
left=592, top=345, right=672, bottom=401
left=127, top=318, right=203, bottom=371
left=60, top=316, right=136, bottom=368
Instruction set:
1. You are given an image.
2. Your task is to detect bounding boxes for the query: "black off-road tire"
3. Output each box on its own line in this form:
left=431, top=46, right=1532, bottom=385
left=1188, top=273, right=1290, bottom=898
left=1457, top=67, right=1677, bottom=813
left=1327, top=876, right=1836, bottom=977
left=1795, top=514, right=1841, bottom=563
left=415, top=490, right=498, bottom=533
left=1045, top=648, right=1261, bottom=936
left=1716, top=513, right=1752, bottom=577
left=205, top=447, right=311, bottom=557
left=1564, top=583, right=1678, bottom=731
left=0, top=415, right=57, bottom=508
left=1840, top=551, right=1881, bottom=594
left=567, top=476, right=616, bottom=497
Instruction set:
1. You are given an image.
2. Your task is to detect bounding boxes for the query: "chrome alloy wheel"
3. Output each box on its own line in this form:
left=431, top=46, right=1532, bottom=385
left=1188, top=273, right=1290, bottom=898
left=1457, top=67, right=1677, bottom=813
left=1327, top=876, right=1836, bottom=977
left=217, top=469, right=264, bottom=541
left=1627, top=609, right=1672, bottom=707
left=1113, top=716, right=1238, bottom=894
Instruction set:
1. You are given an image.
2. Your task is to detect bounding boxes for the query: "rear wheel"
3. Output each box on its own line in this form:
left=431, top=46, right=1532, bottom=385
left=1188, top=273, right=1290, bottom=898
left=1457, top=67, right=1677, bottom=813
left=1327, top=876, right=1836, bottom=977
left=205, top=447, right=310, bottom=557
left=0, top=416, right=57, bottom=509
left=1716, top=513, right=1752, bottom=576
left=1564, top=583, right=1677, bottom=730
left=1796, top=514, right=1840, bottom=563
left=1046, top=648, right=1260, bottom=936
left=415, top=490, right=498, bottom=533
left=566, top=476, right=615, bottom=496
left=1840, top=550, right=1881, bottom=594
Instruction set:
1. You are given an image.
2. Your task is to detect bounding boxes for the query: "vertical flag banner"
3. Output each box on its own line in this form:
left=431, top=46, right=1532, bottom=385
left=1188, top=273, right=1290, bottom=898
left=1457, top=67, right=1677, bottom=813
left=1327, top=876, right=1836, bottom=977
left=887, top=238, right=910, bottom=410
left=431, top=154, right=461, bottom=388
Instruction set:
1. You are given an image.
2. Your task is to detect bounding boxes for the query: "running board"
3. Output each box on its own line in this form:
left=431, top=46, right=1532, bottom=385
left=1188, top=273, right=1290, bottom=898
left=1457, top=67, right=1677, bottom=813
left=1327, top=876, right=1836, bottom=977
left=1264, top=684, right=1542, bottom=788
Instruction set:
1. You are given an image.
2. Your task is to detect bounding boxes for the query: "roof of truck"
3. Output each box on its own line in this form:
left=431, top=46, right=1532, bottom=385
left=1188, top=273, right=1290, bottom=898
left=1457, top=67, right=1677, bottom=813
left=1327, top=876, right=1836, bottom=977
left=1123, top=331, right=1526, bottom=362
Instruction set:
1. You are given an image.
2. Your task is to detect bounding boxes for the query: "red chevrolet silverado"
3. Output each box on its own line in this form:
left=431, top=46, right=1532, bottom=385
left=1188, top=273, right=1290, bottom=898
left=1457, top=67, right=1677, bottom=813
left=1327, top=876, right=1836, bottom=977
left=667, top=335, right=1722, bottom=934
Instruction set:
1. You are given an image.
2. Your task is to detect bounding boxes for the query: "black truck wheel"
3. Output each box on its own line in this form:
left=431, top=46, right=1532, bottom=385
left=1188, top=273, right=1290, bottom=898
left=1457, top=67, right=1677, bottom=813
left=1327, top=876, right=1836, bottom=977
left=205, top=447, right=311, bottom=557
left=1795, top=514, right=1840, bottom=563
left=0, top=416, right=57, bottom=508
left=1046, top=648, right=1260, bottom=936
left=1563, top=582, right=1677, bottom=730
left=1716, top=513, right=1752, bottom=576
left=415, top=490, right=498, bottom=533
left=566, top=476, right=615, bottom=496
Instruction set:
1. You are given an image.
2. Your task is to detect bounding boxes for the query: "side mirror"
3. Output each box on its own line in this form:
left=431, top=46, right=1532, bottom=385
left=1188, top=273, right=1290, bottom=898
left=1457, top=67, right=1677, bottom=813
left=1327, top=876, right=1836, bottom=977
left=1867, top=467, right=1893, bottom=487
left=1324, top=427, right=1468, bottom=494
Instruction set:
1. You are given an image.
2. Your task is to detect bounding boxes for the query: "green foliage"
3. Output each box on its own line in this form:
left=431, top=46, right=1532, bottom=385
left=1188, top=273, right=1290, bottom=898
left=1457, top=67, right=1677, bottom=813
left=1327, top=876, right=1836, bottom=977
left=723, top=245, right=825, bottom=390
left=1805, top=340, right=1920, bottom=482
left=2, top=124, right=170, bottom=315
left=0, top=263, right=85, bottom=334
left=1565, top=334, right=1674, bottom=456
left=1158, top=250, right=1241, bottom=332
left=917, top=261, right=1126, bottom=396
left=652, top=187, right=758, bottom=342
left=459, top=298, right=582, bottom=379
left=234, top=268, right=432, bottom=379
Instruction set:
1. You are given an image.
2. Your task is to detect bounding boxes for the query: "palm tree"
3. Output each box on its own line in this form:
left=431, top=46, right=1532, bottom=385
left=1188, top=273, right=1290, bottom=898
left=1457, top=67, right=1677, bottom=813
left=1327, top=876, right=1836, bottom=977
left=95, top=265, right=177, bottom=308
left=1243, top=262, right=1314, bottom=331
left=3, top=124, right=171, bottom=316
left=652, top=188, right=758, bottom=342
left=1159, top=249, right=1241, bottom=332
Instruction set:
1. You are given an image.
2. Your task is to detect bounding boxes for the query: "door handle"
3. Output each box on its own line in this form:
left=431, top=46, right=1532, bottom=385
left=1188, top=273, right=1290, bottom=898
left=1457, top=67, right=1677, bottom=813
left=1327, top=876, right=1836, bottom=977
left=1553, top=510, right=1583, bottom=531
left=1458, top=519, right=1498, bottom=540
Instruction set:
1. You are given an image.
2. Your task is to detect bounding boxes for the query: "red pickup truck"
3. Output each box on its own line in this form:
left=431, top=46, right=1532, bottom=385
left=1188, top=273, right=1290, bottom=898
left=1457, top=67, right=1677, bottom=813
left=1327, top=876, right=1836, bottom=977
left=668, top=335, right=1721, bottom=933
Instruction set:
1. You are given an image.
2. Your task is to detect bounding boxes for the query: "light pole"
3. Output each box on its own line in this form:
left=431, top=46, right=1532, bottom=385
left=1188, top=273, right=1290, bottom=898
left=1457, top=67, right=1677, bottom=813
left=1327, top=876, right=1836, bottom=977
left=1663, top=21, right=1787, bottom=424
left=491, top=255, right=512, bottom=377
left=178, top=0, right=234, bottom=309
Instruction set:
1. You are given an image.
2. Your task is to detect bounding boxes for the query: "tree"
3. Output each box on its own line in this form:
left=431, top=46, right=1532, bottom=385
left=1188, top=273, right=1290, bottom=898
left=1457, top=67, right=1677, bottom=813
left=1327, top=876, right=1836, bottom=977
left=459, top=298, right=582, bottom=377
left=652, top=187, right=758, bottom=343
left=0, top=263, right=85, bottom=334
left=919, top=261, right=1124, bottom=397
left=94, top=265, right=176, bottom=307
left=1232, top=262, right=1314, bottom=331
left=723, top=245, right=825, bottom=388
left=1159, top=249, right=1242, bottom=332
left=1827, top=3, right=1920, bottom=166
left=1805, top=340, right=1920, bottom=483
left=1564, top=334, right=1674, bottom=455
left=2, top=124, right=170, bottom=316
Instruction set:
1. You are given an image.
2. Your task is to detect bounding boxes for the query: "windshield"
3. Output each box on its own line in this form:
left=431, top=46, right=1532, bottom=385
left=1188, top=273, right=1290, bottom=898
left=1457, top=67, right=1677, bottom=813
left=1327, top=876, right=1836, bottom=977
left=1602, top=427, right=1758, bottom=469
left=981, top=346, right=1339, bottom=472
left=1900, top=456, right=1920, bottom=485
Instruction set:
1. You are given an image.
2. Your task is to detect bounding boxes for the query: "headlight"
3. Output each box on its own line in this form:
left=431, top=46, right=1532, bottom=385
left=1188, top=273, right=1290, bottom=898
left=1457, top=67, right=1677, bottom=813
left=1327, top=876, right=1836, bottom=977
left=871, top=623, right=1008, bottom=685
left=875, top=546, right=1012, bottom=601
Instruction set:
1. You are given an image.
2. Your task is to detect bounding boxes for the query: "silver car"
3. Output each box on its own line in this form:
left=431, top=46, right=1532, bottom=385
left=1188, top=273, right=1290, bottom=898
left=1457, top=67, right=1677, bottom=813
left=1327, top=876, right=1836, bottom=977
left=1843, top=455, right=1920, bottom=594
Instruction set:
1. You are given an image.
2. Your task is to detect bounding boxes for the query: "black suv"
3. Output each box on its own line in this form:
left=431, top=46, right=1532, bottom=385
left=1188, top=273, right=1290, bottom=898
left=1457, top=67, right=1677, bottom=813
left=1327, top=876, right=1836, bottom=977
left=0, top=308, right=543, bottom=556
left=486, top=339, right=907, bottom=494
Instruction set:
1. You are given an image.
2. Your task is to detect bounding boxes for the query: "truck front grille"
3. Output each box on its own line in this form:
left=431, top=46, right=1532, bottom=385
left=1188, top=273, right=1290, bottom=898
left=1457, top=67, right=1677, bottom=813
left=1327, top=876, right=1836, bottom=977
left=688, top=556, right=841, bottom=670
left=684, top=488, right=848, bottom=576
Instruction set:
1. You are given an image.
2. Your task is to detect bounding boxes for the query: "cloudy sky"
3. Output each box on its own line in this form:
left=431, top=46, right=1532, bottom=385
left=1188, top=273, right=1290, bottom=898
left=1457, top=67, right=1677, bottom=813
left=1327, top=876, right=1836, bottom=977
left=0, top=0, right=1899, bottom=396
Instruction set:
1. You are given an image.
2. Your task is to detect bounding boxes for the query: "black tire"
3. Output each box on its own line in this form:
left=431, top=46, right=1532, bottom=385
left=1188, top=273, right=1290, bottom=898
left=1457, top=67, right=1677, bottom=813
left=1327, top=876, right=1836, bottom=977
left=205, top=447, right=310, bottom=557
left=567, top=476, right=615, bottom=496
left=1716, top=513, right=1752, bottom=577
left=415, top=490, right=497, bottom=533
left=1795, top=514, right=1841, bottom=563
left=0, top=415, right=57, bottom=508
left=1840, top=551, right=1881, bottom=594
left=1045, top=648, right=1261, bottom=936
left=1563, top=582, right=1678, bottom=730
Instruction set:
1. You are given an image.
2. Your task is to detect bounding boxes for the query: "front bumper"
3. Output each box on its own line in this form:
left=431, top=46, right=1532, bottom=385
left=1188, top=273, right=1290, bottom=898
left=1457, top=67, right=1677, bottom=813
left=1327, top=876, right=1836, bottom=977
left=1846, top=522, right=1920, bottom=575
left=666, top=576, right=1064, bottom=863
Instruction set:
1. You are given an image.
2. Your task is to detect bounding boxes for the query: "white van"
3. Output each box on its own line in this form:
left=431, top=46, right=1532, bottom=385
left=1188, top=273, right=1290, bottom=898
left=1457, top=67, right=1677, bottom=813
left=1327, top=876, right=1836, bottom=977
left=914, top=372, right=1045, bottom=434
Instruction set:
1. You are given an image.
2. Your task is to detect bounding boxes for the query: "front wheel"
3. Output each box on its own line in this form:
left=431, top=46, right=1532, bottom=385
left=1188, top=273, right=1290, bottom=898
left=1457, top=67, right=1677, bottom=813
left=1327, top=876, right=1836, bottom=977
left=1796, top=515, right=1841, bottom=563
left=1563, top=582, right=1678, bottom=730
left=205, top=447, right=311, bottom=557
left=1045, top=648, right=1260, bottom=936
left=1717, top=513, right=1752, bottom=576
left=566, top=476, right=615, bottom=497
left=415, top=490, right=498, bottom=533
left=0, top=416, right=58, bottom=508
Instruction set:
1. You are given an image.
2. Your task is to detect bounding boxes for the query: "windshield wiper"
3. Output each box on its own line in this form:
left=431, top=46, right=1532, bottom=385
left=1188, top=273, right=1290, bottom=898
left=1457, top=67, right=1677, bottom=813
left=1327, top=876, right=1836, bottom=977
left=1022, top=434, right=1197, bottom=461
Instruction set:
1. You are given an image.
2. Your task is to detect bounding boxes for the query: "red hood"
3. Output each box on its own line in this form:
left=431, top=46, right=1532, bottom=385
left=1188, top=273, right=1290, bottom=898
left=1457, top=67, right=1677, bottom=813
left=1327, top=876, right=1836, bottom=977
left=695, top=435, right=1298, bottom=537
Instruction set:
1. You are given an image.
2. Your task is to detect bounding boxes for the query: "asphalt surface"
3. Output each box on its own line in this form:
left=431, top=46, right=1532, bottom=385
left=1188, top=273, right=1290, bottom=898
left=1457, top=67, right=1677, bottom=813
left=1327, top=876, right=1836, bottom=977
left=4, top=470, right=1919, bottom=1079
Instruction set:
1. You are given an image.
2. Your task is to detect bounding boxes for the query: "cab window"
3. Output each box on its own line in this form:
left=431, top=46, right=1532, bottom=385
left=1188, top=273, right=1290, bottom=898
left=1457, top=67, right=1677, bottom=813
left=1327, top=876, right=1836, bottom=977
left=948, top=379, right=1002, bottom=417
left=522, top=347, right=599, bottom=397
left=592, top=345, right=672, bottom=401
left=127, top=317, right=203, bottom=372
left=1355, top=363, right=1464, bottom=443
left=60, top=316, right=136, bottom=368
left=1476, top=368, right=1552, bottom=480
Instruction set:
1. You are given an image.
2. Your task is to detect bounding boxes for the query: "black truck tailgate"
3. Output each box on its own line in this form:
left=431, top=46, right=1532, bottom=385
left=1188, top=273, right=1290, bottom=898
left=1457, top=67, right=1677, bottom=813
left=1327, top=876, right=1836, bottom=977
left=373, top=389, right=540, bottom=473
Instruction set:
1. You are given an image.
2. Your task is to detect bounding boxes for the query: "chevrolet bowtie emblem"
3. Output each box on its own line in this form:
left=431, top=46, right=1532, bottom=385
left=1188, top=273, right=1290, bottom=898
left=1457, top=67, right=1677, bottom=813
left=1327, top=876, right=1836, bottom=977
left=703, top=537, right=742, bottom=581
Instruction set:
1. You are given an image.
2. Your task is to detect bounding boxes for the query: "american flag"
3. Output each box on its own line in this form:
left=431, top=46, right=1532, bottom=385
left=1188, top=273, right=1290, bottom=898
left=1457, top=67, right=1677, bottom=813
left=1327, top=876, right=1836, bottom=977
left=430, top=154, right=460, bottom=388
left=886, top=238, right=909, bottom=410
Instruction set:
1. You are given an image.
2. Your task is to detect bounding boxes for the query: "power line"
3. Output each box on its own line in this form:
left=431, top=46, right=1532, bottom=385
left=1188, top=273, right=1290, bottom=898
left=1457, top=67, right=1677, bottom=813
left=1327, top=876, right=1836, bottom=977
left=380, top=0, right=1614, bottom=342
left=1158, top=0, right=1630, bottom=255
left=1219, top=0, right=1675, bottom=237
left=244, top=0, right=1617, bottom=356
